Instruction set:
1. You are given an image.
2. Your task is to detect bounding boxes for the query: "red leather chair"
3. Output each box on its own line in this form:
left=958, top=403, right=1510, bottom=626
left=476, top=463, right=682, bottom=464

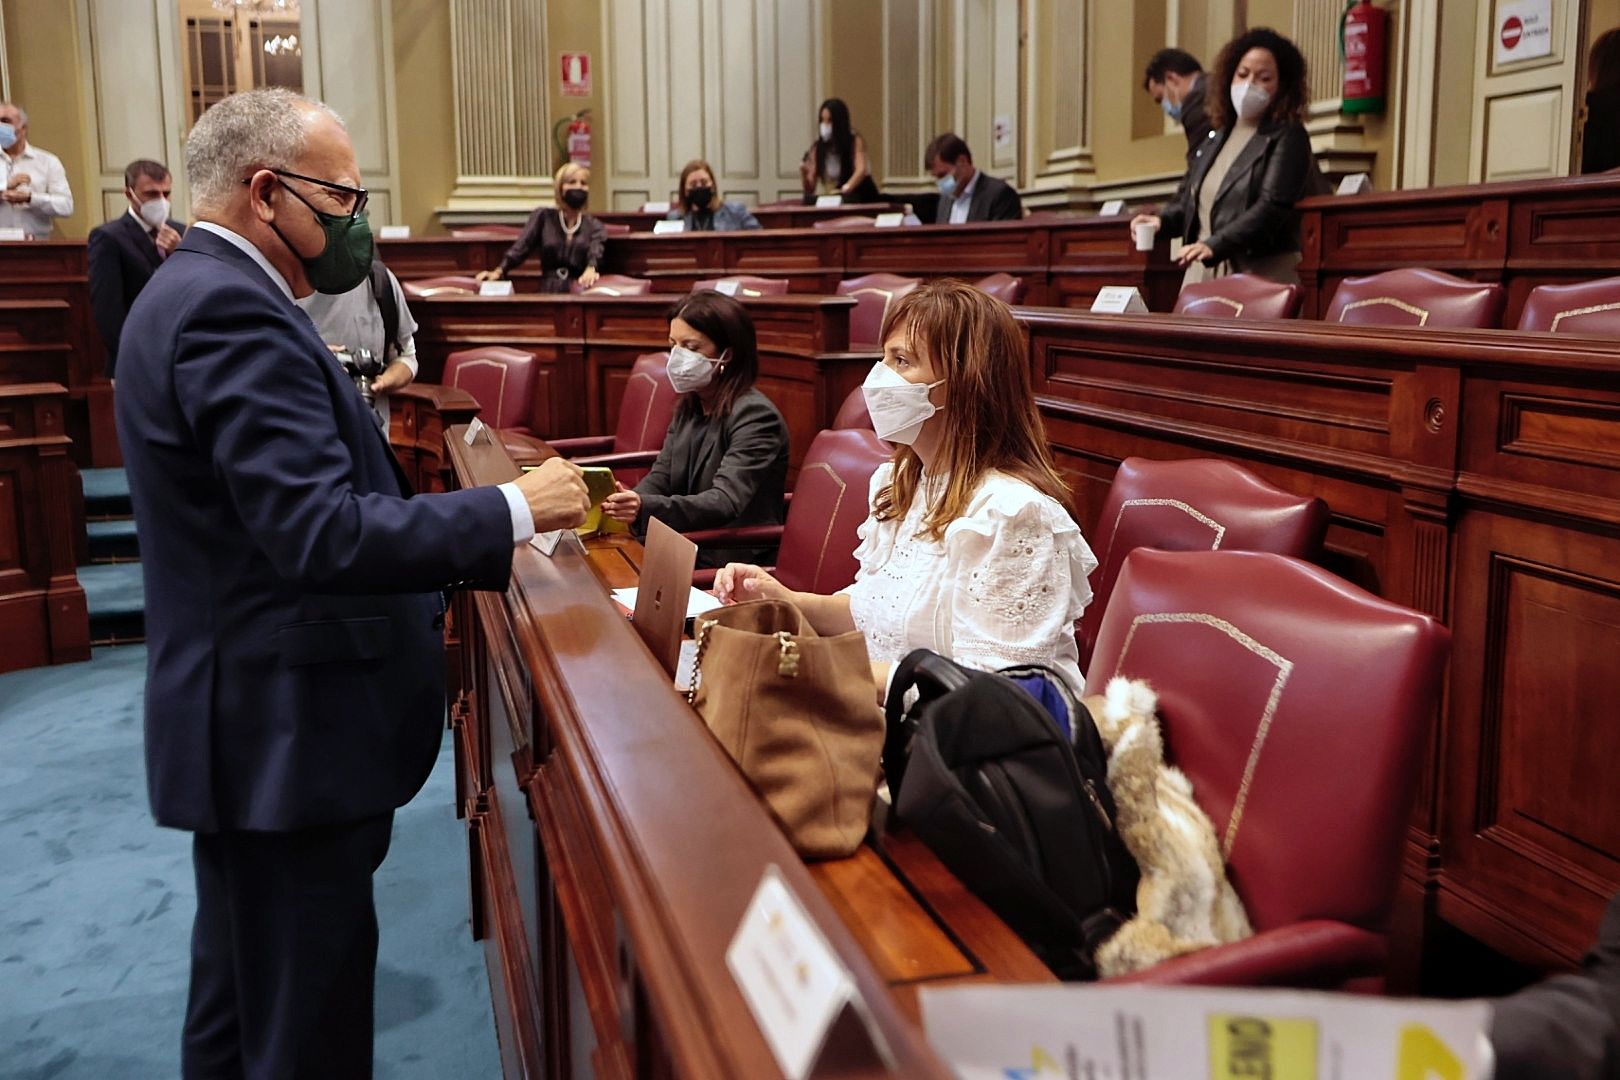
left=545, top=352, right=677, bottom=487
left=812, top=215, right=879, bottom=229
left=400, top=275, right=481, bottom=298
left=1324, top=268, right=1504, bottom=329
left=831, top=386, right=873, bottom=430
left=1087, top=549, right=1449, bottom=988
left=974, top=273, right=1027, bottom=304
left=1173, top=273, right=1303, bottom=320
left=1517, top=276, right=1620, bottom=335
left=694, top=275, right=791, bottom=297
left=572, top=274, right=653, bottom=296
left=688, top=428, right=890, bottom=590
left=443, top=347, right=538, bottom=434
left=1078, top=457, right=1329, bottom=671
left=449, top=225, right=522, bottom=239
left=835, top=273, right=921, bottom=349
left=601, top=222, right=633, bottom=237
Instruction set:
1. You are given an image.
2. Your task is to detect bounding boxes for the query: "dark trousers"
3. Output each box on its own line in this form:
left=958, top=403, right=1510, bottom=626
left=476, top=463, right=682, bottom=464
left=182, top=813, right=395, bottom=1080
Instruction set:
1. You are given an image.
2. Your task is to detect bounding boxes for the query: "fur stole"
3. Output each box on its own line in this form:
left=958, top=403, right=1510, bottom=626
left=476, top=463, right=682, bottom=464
left=1084, top=676, right=1252, bottom=977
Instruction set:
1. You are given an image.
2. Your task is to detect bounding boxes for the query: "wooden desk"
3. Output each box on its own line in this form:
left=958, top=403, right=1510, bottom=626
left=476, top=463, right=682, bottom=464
left=593, top=202, right=909, bottom=232
left=1022, top=306, right=1620, bottom=976
left=1299, top=172, right=1620, bottom=324
left=0, top=382, right=89, bottom=672
left=446, top=428, right=1048, bottom=1077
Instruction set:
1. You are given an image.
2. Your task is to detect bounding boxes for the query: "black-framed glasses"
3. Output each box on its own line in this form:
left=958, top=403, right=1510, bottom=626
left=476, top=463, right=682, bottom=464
left=243, top=168, right=368, bottom=221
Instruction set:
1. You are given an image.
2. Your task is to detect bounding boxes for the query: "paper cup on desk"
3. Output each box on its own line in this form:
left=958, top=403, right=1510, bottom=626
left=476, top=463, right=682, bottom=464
left=1132, top=221, right=1158, bottom=252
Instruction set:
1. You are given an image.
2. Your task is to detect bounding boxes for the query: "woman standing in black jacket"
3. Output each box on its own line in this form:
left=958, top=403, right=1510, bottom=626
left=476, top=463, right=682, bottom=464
left=1132, top=28, right=1318, bottom=287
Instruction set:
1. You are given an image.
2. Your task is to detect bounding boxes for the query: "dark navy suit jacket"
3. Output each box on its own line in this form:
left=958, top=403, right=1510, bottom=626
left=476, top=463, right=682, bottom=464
left=88, top=210, right=187, bottom=378
left=115, top=227, right=515, bottom=833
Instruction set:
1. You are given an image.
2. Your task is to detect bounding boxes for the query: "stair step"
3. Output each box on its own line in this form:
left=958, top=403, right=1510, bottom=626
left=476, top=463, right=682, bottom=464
left=79, top=562, right=146, bottom=644
left=82, top=467, right=133, bottom=517
left=86, top=518, right=140, bottom=562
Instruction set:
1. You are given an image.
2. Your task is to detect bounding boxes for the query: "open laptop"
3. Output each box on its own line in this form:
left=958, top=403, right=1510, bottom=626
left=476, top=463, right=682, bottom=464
left=632, top=517, right=699, bottom=676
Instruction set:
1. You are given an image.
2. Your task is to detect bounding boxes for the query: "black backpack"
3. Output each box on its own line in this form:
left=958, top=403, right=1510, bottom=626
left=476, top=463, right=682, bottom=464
left=369, top=259, right=400, bottom=358
left=882, top=649, right=1139, bottom=980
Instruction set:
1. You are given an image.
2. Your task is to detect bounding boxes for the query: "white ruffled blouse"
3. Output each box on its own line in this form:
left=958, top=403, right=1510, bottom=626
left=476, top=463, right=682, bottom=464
left=840, top=464, right=1099, bottom=692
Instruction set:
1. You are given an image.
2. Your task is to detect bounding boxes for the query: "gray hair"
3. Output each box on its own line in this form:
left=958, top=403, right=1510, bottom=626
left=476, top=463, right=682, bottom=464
left=0, top=103, right=26, bottom=125
left=184, top=88, right=345, bottom=212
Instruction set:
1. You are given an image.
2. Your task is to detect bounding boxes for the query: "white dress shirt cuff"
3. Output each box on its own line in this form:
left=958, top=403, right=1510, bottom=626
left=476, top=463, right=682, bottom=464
left=498, top=482, right=535, bottom=545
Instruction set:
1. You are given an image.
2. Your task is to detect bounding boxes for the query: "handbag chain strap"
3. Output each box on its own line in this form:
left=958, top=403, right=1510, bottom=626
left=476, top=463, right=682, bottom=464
left=685, top=620, right=713, bottom=705
left=685, top=622, right=800, bottom=706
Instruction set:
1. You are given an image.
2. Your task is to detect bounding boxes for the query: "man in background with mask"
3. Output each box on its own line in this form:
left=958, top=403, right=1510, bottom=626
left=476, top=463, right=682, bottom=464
left=0, top=101, right=74, bottom=238
left=1142, top=49, right=1212, bottom=165
left=924, top=133, right=1023, bottom=224
left=89, top=159, right=186, bottom=378
left=115, top=88, right=591, bottom=1077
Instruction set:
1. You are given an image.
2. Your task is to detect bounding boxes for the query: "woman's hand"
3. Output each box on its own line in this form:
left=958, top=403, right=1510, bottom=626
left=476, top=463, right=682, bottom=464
left=474, top=268, right=503, bottom=283
left=1176, top=241, right=1215, bottom=267
left=579, top=266, right=600, bottom=289
left=601, top=483, right=640, bottom=523
left=1130, top=213, right=1161, bottom=231
left=713, top=563, right=791, bottom=605
left=800, top=151, right=816, bottom=191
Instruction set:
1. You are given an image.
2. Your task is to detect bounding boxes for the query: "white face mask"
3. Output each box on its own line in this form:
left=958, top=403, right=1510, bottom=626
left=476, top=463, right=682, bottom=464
left=1230, top=80, right=1271, bottom=121
left=861, top=361, right=943, bottom=446
left=137, top=196, right=170, bottom=230
left=667, top=344, right=725, bottom=394
left=819, top=122, right=833, bottom=141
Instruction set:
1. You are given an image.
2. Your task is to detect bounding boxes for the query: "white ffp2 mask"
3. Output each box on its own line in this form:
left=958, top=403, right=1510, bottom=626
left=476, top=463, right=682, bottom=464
left=1230, top=81, right=1271, bottom=121
left=667, top=345, right=723, bottom=394
left=861, top=362, right=942, bottom=445
left=138, top=196, right=171, bottom=230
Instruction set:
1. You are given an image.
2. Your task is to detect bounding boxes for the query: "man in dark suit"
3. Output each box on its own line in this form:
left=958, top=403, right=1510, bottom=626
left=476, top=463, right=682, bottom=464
left=925, top=133, right=1023, bottom=224
left=115, top=88, right=590, bottom=1078
left=1491, top=890, right=1620, bottom=1077
left=88, top=159, right=186, bottom=378
left=1143, top=47, right=1213, bottom=166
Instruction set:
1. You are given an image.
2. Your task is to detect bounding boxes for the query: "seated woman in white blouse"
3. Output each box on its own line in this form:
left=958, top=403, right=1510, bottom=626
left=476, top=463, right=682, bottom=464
left=714, top=278, right=1097, bottom=694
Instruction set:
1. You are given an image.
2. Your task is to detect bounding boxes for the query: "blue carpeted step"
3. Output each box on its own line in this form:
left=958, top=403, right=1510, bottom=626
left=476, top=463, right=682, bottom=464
left=82, top=466, right=133, bottom=518
left=86, top=517, right=140, bottom=561
left=78, top=561, right=145, bottom=643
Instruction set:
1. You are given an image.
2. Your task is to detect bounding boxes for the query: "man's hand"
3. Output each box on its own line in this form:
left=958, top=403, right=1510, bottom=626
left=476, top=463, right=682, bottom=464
left=514, top=456, right=591, bottom=532
left=155, top=223, right=181, bottom=255
left=368, top=359, right=415, bottom=395
left=5, top=173, right=29, bottom=190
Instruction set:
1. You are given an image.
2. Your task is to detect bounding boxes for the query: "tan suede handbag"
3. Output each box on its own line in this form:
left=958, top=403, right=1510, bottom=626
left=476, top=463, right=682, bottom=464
left=687, top=599, right=883, bottom=859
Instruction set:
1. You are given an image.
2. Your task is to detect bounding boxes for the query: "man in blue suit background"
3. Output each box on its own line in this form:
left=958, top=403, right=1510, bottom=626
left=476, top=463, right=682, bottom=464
left=115, top=88, right=590, bottom=1077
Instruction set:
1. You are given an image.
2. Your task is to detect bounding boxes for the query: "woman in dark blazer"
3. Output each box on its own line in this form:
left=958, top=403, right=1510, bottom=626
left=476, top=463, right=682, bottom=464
left=477, top=161, right=606, bottom=292
left=1132, top=27, right=1319, bottom=286
left=601, top=290, right=789, bottom=569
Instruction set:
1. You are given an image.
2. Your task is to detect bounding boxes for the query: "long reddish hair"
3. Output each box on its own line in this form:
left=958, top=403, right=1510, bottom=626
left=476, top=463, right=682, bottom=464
left=872, top=279, right=1072, bottom=541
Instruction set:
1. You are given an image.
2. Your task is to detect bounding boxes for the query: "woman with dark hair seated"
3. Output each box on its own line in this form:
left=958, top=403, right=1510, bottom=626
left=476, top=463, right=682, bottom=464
left=666, top=159, right=761, bottom=231
left=1131, top=27, right=1321, bottom=287
left=800, top=97, right=880, bottom=204
left=601, top=291, right=789, bottom=568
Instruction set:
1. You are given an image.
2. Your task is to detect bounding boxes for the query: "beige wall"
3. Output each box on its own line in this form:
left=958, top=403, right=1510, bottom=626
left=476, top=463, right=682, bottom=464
left=391, top=0, right=454, bottom=234
left=3, top=0, right=94, bottom=238
left=824, top=1, right=884, bottom=182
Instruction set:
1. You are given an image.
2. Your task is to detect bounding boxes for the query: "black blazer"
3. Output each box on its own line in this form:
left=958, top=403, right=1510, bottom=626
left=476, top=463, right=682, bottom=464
left=1158, top=120, right=1316, bottom=266
left=115, top=227, right=515, bottom=833
left=634, top=387, right=789, bottom=569
left=88, top=211, right=186, bottom=377
left=934, top=171, right=1023, bottom=224
left=1176, top=77, right=1215, bottom=167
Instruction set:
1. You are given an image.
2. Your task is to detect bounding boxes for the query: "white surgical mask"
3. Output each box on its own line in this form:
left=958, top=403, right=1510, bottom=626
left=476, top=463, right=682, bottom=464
left=861, top=361, right=943, bottom=445
left=137, top=196, right=170, bottom=230
left=667, top=344, right=725, bottom=394
left=819, top=122, right=833, bottom=141
left=1230, top=80, right=1271, bottom=121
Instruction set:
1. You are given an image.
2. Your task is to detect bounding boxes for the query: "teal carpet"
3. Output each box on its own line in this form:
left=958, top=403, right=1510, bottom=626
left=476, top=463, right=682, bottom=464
left=0, top=646, right=500, bottom=1079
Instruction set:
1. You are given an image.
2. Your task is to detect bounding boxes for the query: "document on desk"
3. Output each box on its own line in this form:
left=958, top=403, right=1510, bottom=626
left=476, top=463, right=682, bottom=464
left=921, top=983, right=1492, bottom=1080
left=610, top=586, right=722, bottom=620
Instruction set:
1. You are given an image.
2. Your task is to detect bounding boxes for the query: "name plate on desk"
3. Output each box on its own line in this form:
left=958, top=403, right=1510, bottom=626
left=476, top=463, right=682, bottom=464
left=0, top=227, right=28, bottom=241
left=652, top=219, right=685, bottom=234
left=640, top=200, right=672, bottom=213
left=377, top=224, right=412, bottom=239
left=728, top=866, right=856, bottom=1079
left=1336, top=173, right=1373, bottom=196
left=1098, top=199, right=1127, bottom=217
left=815, top=194, right=844, bottom=208
left=873, top=212, right=905, bottom=228
left=478, top=280, right=514, bottom=296
left=1090, top=286, right=1148, bottom=314
left=462, top=417, right=488, bottom=445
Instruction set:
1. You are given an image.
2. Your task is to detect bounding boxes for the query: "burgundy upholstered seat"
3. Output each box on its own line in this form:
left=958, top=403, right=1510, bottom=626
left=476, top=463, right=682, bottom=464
left=571, top=274, right=653, bottom=296
left=835, top=273, right=921, bottom=349
left=448, top=225, right=522, bottom=239
left=545, top=352, right=677, bottom=487
left=443, top=346, right=538, bottom=434
left=1078, top=457, right=1329, bottom=671
left=693, top=275, right=792, bottom=297
left=831, top=386, right=873, bottom=431
left=974, top=273, right=1028, bottom=304
left=1173, top=273, right=1303, bottom=320
left=400, top=275, right=481, bottom=298
left=811, top=215, right=879, bottom=229
left=1516, top=276, right=1620, bottom=336
left=1088, top=549, right=1450, bottom=988
left=689, top=428, right=889, bottom=591
left=1324, top=268, right=1504, bottom=329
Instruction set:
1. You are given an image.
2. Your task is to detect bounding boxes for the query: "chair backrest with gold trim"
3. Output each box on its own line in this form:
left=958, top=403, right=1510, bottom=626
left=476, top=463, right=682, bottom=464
left=1517, top=277, right=1620, bottom=336
left=773, top=428, right=891, bottom=594
left=835, top=273, right=921, bottom=348
left=444, top=346, right=537, bottom=432
left=1173, top=273, right=1303, bottom=320
left=1324, top=268, right=1504, bottom=329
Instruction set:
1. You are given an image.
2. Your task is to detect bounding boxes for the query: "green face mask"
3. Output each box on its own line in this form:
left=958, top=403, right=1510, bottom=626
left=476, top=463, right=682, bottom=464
left=269, top=173, right=375, bottom=295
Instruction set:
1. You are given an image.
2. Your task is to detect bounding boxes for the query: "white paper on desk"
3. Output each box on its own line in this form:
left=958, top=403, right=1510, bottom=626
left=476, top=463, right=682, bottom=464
left=0, top=227, right=28, bottom=241
left=873, top=212, right=904, bottom=228
left=377, top=224, right=411, bottom=239
left=921, top=983, right=1493, bottom=1080
left=815, top=194, right=843, bottom=208
left=610, top=586, right=722, bottom=619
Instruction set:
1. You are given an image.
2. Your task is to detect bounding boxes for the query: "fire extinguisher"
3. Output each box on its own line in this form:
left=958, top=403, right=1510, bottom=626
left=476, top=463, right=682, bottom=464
left=1340, top=0, right=1388, bottom=114
left=553, top=109, right=592, bottom=168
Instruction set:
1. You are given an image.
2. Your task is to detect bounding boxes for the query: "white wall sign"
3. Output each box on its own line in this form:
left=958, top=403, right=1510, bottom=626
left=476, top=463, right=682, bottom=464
left=1495, top=0, right=1553, bottom=66
left=993, top=114, right=1014, bottom=150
